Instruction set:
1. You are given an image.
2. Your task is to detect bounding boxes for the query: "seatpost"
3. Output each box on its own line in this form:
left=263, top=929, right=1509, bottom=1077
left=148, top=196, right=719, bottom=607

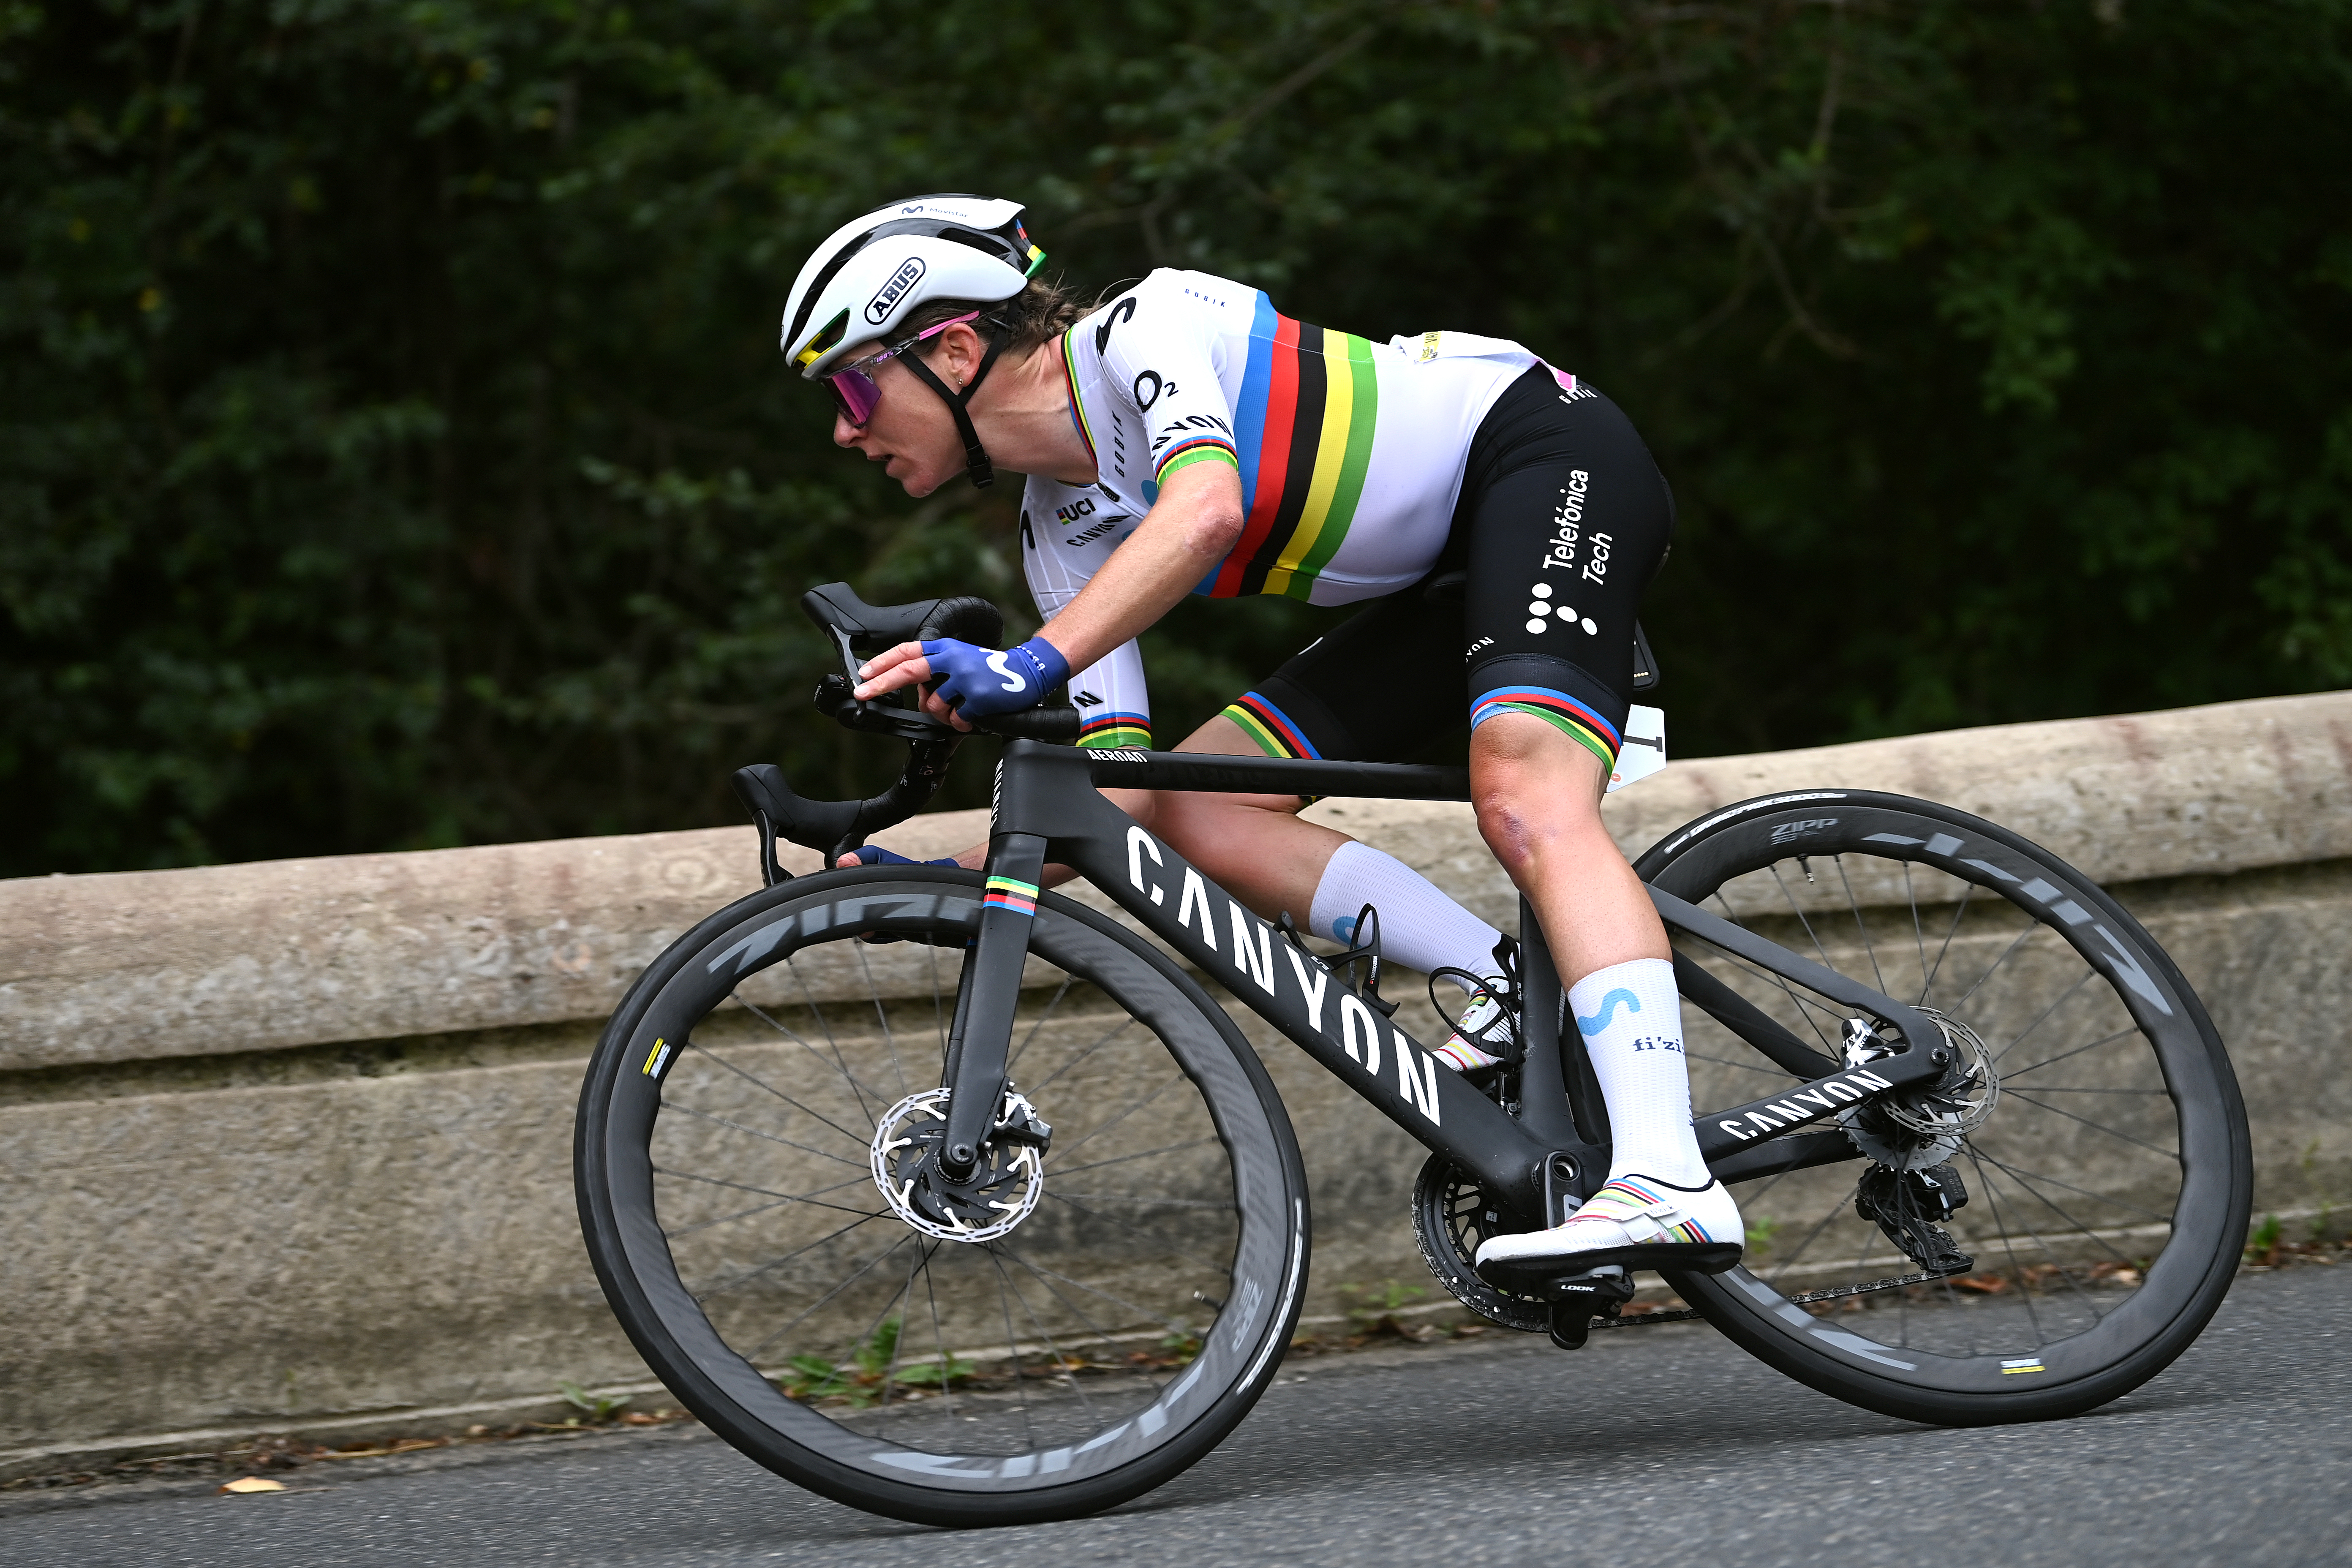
left=935, top=829, right=1048, bottom=1179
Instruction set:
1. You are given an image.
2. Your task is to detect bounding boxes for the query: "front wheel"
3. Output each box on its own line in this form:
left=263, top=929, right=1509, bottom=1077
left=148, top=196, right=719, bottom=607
left=1643, top=791, right=2252, bottom=1426
left=575, top=867, right=1309, bottom=1526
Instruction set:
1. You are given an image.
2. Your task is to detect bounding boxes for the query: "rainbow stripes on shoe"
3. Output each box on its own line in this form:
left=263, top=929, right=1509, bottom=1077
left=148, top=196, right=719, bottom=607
left=982, top=876, right=1039, bottom=917
left=1569, top=1176, right=1719, bottom=1245
left=1469, top=684, right=1622, bottom=771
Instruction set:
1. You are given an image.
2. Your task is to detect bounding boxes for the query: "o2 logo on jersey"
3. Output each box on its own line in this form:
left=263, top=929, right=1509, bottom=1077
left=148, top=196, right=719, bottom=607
left=1133, top=370, right=1168, bottom=411
left=866, top=258, right=926, bottom=324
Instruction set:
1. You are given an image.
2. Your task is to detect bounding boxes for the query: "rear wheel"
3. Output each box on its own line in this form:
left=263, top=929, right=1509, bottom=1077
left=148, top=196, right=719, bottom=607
left=1642, top=792, right=2251, bottom=1425
left=575, top=867, right=1309, bottom=1525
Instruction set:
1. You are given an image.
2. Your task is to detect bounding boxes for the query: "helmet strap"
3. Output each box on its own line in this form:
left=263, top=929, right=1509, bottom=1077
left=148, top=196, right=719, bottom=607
left=898, top=329, right=1010, bottom=490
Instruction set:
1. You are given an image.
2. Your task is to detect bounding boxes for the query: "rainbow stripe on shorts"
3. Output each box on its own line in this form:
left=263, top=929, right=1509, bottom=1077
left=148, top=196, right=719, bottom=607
left=1469, top=683, right=1622, bottom=771
left=983, top=876, right=1038, bottom=917
left=1221, top=690, right=1322, bottom=760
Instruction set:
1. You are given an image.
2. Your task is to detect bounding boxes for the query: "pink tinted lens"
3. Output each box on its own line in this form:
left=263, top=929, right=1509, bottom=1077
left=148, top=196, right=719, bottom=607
left=826, top=366, right=883, bottom=425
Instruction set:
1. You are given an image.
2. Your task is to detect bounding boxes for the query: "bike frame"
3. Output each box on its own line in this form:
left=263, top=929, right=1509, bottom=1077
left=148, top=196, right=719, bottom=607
left=932, top=738, right=1956, bottom=1229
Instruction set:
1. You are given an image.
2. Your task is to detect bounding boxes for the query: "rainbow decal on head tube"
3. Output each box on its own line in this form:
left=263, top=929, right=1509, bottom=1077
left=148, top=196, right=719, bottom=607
left=983, top=876, right=1039, bottom=917
left=1220, top=691, right=1322, bottom=761
left=1470, top=684, right=1622, bottom=771
left=1077, top=711, right=1152, bottom=750
left=1208, top=296, right=1382, bottom=602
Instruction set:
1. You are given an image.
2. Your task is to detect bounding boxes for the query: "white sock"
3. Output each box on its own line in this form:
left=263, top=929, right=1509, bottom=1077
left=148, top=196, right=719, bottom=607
left=1307, top=841, right=1504, bottom=981
left=1568, top=958, right=1710, bottom=1188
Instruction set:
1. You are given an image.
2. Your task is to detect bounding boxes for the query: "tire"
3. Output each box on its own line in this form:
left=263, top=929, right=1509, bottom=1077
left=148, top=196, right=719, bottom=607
left=575, top=866, right=1309, bottom=1526
left=1638, top=791, right=2251, bottom=1426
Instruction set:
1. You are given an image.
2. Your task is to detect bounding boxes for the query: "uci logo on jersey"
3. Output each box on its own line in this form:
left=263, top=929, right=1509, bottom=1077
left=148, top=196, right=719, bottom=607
left=866, top=258, right=926, bottom=324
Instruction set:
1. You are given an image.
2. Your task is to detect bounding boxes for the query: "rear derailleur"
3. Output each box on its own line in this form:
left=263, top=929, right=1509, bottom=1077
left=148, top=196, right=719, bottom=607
left=1854, top=1162, right=1974, bottom=1277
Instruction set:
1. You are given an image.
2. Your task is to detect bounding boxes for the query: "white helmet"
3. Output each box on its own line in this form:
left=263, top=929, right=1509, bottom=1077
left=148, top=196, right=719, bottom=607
left=780, top=194, right=1043, bottom=378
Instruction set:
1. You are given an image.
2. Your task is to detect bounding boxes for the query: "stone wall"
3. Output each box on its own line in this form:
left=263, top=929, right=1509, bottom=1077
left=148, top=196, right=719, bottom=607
left=4, top=692, right=2348, bottom=1475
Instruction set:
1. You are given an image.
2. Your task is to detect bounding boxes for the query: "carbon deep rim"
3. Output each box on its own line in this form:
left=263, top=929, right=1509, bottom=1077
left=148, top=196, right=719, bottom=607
left=1642, top=791, right=2251, bottom=1425
left=576, top=867, right=1309, bottom=1526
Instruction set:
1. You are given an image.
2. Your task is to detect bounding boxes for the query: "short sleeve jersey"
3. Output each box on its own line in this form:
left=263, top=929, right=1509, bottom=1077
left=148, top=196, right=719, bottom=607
left=1021, top=267, right=1540, bottom=749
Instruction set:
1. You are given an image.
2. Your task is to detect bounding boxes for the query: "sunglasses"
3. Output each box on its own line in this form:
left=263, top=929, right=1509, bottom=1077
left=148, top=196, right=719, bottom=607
left=821, top=311, right=983, bottom=426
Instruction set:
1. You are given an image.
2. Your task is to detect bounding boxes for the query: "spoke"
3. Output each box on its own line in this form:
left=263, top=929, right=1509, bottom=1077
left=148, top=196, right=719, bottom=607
left=921, top=1243, right=961, bottom=1424
left=664, top=1187, right=882, bottom=1238
left=2004, top=1024, right=2146, bottom=1081
left=2001, top=1089, right=2179, bottom=1160
left=1051, top=1136, right=1222, bottom=1180
left=1026, top=1014, right=1144, bottom=1095
left=1697, top=896, right=1844, bottom=1053
left=653, top=1166, right=873, bottom=1207
left=1921, top=881, right=1975, bottom=1004
left=1992, top=968, right=2099, bottom=1067
left=741, top=983, right=890, bottom=1117
left=988, top=1243, right=1037, bottom=1448
left=2012, top=1086, right=2167, bottom=1095
left=685, top=1038, right=873, bottom=1148
left=1049, top=1192, right=1238, bottom=1210
left=1963, top=1146, right=2173, bottom=1228
left=853, top=942, right=912, bottom=1099
left=927, top=943, right=950, bottom=1070
left=876, top=1240, right=941, bottom=1410
left=1963, top=1152, right=2137, bottom=1291
left=787, top=958, right=885, bottom=1120
left=996, top=1253, right=1198, bottom=1337
left=770, top=1235, right=922, bottom=1380
left=989, top=1245, right=1103, bottom=1425
left=698, top=1210, right=890, bottom=1305
left=1047, top=1071, right=1190, bottom=1162
left=1767, top=863, right=1840, bottom=972
left=664, top=1101, right=869, bottom=1171
left=1903, top=863, right=1931, bottom=1004
left=993, top=1247, right=1171, bottom=1395
left=1959, top=1145, right=2049, bottom=1348
left=1006, top=974, right=1079, bottom=1078
left=1952, top=919, right=2039, bottom=1013
left=1044, top=1189, right=1237, bottom=1277
left=1833, top=856, right=1888, bottom=997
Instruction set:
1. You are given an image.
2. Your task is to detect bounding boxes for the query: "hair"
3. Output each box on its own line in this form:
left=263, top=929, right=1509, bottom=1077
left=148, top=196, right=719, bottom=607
left=899, top=275, right=1087, bottom=360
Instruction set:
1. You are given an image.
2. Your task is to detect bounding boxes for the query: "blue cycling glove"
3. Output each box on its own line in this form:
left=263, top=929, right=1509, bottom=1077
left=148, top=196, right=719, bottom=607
left=919, top=636, right=1070, bottom=719
left=847, top=846, right=960, bottom=868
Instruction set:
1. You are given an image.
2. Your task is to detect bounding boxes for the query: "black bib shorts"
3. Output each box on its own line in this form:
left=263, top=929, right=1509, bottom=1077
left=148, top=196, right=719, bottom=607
left=1217, top=366, right=1674, bottom=776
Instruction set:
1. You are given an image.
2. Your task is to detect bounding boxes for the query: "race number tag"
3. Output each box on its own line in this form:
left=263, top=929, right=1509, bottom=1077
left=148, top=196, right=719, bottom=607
left=1607, top=705, right=1666, bottom=793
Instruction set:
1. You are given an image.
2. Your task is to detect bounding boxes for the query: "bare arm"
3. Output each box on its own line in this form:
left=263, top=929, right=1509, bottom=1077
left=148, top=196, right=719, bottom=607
left=851, top=461, right=1246, bottom=719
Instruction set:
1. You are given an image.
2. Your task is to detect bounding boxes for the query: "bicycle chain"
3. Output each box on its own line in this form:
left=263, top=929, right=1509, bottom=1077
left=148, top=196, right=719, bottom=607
left=1589, top=1267, right=1953, bottom=1330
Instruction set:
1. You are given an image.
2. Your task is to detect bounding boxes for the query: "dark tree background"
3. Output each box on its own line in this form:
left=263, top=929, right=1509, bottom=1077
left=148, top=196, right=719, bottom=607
left=3, top=0, right=2348, bottom=874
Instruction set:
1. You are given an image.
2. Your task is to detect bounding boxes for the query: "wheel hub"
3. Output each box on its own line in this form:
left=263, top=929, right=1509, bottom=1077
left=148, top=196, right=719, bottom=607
left=869, top=1088, right=1046, bottom=1242
left=1842, top=1007, right=2000, bottom=1170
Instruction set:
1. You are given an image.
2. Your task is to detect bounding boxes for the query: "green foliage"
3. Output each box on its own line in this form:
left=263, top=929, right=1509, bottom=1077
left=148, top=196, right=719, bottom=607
left=3, top=0, right=2349, bottom=872
left=555, top=1378, right=630, bottom=1422
left=781, top=1316, right=975, bottom=1406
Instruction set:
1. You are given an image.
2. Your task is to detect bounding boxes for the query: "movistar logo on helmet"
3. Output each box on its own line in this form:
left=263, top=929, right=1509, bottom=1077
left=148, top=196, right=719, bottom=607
left=866, top=257, right=927, bottom=324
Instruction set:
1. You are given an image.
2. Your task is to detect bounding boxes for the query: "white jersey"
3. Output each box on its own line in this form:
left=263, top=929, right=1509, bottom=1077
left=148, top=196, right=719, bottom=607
left=1021, top=267, right=1540, bottom=748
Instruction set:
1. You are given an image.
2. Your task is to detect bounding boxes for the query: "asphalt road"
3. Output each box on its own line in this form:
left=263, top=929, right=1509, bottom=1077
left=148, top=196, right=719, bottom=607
left=8, top=1263, right=2350, bottom=1568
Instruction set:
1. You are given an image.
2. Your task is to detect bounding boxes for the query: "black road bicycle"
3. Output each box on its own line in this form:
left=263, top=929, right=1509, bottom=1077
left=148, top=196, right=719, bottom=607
left=575, top=585, right=2252, bottom=1528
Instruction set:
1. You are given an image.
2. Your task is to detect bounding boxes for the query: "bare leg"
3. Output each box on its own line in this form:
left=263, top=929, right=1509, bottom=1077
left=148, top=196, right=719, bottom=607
left=1467, top=711, right=1667, bottom=979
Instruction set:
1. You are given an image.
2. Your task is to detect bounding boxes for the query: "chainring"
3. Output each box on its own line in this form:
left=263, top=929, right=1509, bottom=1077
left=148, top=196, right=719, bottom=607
left=1410, top=1154, right=1550, bottom=1333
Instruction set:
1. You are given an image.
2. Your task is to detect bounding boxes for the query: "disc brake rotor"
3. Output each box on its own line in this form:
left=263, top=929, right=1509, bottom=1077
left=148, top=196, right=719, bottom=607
left=869, top=1087, right=1046, bottom=1242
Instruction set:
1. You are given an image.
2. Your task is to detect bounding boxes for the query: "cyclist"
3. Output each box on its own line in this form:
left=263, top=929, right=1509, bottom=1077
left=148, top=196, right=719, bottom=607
left=778, top=193, right=1739, bottom=1281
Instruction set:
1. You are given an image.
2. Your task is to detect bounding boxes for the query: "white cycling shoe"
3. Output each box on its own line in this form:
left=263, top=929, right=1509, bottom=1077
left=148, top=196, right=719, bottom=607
left=1474, top=1173, right=1745, bottom=1290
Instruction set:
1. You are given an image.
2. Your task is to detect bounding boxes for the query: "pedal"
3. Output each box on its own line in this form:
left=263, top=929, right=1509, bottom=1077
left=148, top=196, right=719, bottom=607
left=1855, top=1163, right=1974, bottom=1277
left=1538, top=1265, right=1633, bottom=1351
